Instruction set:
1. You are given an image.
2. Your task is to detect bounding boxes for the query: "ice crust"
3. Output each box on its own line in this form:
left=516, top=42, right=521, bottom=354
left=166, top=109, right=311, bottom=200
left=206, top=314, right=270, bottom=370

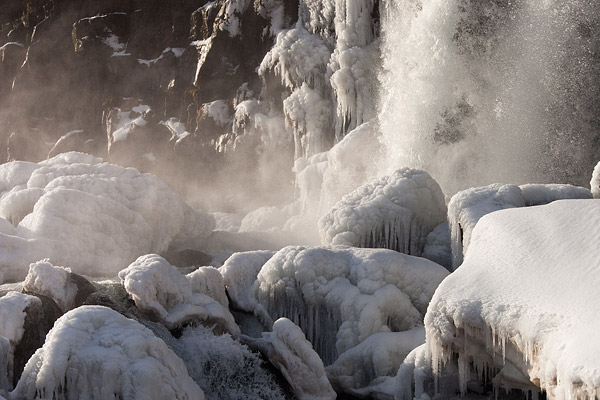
left=319, top=168, right=447, bottom=256
left=426, top=199, right=600, bottom=399
left=119, top=254, right=239, bottom=334
left=254, top=245, right=449, bottom=365
left=0, top=152, right=214, bottom=281
left=10, top=306, right=204, bottom=400
left=448, top=183, right=591, bottom=269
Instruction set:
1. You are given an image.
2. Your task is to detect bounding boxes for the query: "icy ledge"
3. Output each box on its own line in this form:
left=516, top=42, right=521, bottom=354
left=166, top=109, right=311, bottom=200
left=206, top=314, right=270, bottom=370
left=425, top=199, right=600, bottom=399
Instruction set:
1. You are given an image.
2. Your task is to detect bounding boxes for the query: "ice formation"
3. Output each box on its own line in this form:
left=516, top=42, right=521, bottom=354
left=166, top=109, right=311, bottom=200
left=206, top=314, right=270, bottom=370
left=254, top=245, right=449, bottom=365
left=591, top=161, right=600, bottom=199
left=11, top=306, right=204, bottom=400
left=0, top=292, right=40, bottom=387
left=186, top=267, right=229, bottom=309
left=119, top=254, right=239, bottom=334
left=0, top=152, right=214, bottom=281
left=426, top=199, right=600, bottom=399
left=219, top=250, right=274, bottom=313
left=319, top=168, right=446, bottom=256
left=448, top=183, right=592, bottom=269
left=326, top=326, right=426, bottom=398
left=247, top=318, right=336, bottom=400
left=22, top=260, right=77, bottom=312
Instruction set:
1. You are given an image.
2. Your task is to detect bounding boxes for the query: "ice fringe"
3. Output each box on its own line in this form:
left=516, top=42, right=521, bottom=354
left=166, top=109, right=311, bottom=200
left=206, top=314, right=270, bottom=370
left=424, top=200, right=600, bottom=400
left=319, top=168, right=447, bottom=256
left=10, top=306, right=204, bottom=400
left=253, top=245, right=448, bottom=366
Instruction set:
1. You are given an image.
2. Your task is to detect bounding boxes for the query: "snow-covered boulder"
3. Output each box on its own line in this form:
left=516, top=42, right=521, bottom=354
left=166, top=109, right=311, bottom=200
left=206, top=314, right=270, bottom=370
left=0, top=152, right=214, bottom=281
left=119, top=254, right=239, bottom=334
left=11, top=306, right=204, bottom=400
left=23, top=259, right=96, bottom=312
left=187, top=267, right=228, bottom=308
left=254, top=245, right=449, bottom=365
left=245, top=318, right=336, bottom=400
left=319, top=168, right=447, bottom=256
left=426, top=199, right=600, bottom=399
left=448, top=183, right=592, bottom=269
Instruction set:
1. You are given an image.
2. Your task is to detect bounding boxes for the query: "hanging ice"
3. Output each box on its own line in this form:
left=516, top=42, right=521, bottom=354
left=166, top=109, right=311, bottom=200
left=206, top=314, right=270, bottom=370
left=319, top=168, right=447, bottom=256
left=0, top=152, right=214, bottom=282
left=425, top=199, right=600, bottom=399
left=10, top=306, right=204, bottom=400
left=253, top=245, right=448, bottom=365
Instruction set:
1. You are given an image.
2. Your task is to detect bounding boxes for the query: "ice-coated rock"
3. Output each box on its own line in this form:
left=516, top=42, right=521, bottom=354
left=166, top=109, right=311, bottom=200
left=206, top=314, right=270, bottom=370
left=245, top=318, right=336, bottom=400
left=319, top=168, right=447, bottom=256
left=11, top=306, right=204, bottom=400
left=119, top=254, right=239, bottom=334
left=253, top=245, right=449, bottom=365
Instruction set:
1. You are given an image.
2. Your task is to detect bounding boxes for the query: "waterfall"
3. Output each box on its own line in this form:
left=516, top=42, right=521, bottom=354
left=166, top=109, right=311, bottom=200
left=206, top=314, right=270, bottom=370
left=378, top=0, right=600, bottom=195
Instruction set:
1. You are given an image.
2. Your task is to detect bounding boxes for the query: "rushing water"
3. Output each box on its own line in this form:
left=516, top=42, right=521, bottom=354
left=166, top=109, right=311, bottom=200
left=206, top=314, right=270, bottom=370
left=378, top=0, right=600, bottom=196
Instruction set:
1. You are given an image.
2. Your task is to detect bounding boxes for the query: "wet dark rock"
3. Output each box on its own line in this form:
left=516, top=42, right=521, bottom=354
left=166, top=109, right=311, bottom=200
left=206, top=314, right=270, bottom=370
left=162, top=249, right=213, bottom=269
left=12, top=293, right=62, bottom=386
left=69, top=272, right=97, bottom=308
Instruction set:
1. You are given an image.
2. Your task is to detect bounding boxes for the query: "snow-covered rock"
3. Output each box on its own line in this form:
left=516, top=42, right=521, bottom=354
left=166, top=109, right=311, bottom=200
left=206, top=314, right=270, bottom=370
left=119, top=254, right=239, bottom=334
left=11, top=306, right=204, bottom=400
left=246, top=318, right=336, bottom=400
left=0, top=152, right=214, bottom=281
left=23, top=260, right=79, bottom=312
left=426, top=199, right=600, bottom=399
left=319, top=168, right=447, bottom=256
left=254, top=245, right=449, bottom=365
left=186, top=267, right=228, bottom=308
left=448, top=183, right=591, bottom=269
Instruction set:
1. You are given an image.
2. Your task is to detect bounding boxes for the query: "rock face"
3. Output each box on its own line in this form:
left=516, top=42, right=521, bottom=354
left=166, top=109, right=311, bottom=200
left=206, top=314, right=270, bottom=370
left=0, top=0, right=381, bottom=213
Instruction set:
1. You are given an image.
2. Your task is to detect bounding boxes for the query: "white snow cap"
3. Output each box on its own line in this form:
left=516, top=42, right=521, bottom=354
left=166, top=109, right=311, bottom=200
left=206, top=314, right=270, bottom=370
left=11, top=306, right=204, bottom=400
left=119, top=254, right=239, bottom=334
left=319, top=168, right=447, bottom=256
left=448, top=183, right=591, bottom=269
left=254, top=245, right=449, bottom=365
left=255, top=318, right=336, bottom=400
left=23, top=260, right=77, bottom=312
left=0, top=152, right=214, bottom=281
left=426, top=199, right=600, bottom=399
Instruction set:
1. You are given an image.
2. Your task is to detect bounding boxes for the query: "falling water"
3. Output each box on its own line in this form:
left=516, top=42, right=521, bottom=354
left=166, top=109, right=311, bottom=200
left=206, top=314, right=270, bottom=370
left=378, top=0, right=600, bottom=195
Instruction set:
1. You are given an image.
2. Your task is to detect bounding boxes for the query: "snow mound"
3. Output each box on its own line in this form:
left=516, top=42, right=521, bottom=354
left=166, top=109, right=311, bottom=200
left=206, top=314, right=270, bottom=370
left=119, top=254, right=239, bottom=334
left=11, top=306, right=203, bottom=400
left=248, top=318, right=336, bottom=400
left=186, top=266, right=228, bottom=308
left=23, top=260, right=77, bottom=312
left=448, top=183, right=591, bottom=269
left=426, top=199, right=600, bottom=399
left=254, top=245, right=449, bottom=365
left=319, top=168, right=447, bottom=256
left=0, top=152, right=214, bottom=281
left=326, top=326, right=426, bottom=398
